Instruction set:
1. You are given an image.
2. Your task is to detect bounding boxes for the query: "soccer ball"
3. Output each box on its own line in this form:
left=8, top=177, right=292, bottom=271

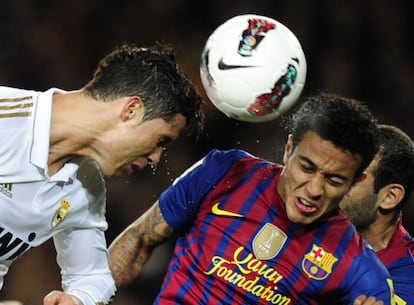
left=200, top=14, right=307, bottom=123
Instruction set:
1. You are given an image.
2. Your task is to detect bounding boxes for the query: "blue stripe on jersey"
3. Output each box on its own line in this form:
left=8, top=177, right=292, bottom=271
left=378, top=222, right=414, bottom=303
left=198, top=159, right=272, bottom=303
left=388, top=257, right=414, bottom=303
left=285, top=221, right=334, bottom=302
left=298, top=220, right=355, bottom=304
left=167, top=154, right=271, bottom=304
left=157, top=149, right=251, bottom=304
left=155, top=231, right=199, bottom=305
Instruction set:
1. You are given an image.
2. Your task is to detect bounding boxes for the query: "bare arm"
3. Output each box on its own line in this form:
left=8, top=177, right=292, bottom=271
left=108, top=201, right=174, bottom=288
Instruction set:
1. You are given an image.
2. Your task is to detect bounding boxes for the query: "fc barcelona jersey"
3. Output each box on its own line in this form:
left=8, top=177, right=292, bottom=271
left=377, top=220, right=414, bottom=304
left=158, top=149, right=393, bottom=305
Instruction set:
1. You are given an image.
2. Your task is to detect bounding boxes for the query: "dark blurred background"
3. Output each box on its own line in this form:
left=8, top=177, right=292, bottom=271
left=0, top=0, right=413, bottom=304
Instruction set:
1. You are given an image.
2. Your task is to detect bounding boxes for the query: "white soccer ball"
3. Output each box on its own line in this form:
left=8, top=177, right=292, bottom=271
left=200, top=14, right=307, bottom=123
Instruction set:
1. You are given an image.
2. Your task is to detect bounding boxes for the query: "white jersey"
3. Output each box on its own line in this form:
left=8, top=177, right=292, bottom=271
left=0, top=86, right=116, bottom=305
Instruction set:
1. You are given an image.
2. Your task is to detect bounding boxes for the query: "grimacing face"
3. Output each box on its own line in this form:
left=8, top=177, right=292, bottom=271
left=277, top=131, right=362, bottom=225
left=339, top=158, right=379, bottom=229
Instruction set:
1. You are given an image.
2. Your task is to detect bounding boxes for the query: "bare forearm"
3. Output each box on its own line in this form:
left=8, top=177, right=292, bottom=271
left=109, top=222, right=147, bottom=287
left=108, top=202, right=173, bottom=287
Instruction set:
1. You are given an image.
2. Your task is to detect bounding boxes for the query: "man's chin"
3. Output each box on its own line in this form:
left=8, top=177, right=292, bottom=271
left=100, top=167, right=123, bottom=177
left=119, top=164, right=141, bottom=176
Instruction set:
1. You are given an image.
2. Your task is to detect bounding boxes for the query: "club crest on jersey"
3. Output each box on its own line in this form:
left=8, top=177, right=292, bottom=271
left=302, top=244, right=338, bottom=280
left=51, top=198, right=71, bottom=228
left=252, top=223, right=287, bottom=260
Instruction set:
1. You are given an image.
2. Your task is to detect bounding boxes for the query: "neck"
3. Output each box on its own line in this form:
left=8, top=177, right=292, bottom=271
left=359, top=218, right=398, bottom=252
left=48, top=90, right=103, bottom=175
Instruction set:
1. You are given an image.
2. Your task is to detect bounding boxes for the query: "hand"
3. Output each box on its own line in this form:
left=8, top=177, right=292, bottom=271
left=43, top=291, right=83, bottom=305
left=353, top=295, right=384, bottom=305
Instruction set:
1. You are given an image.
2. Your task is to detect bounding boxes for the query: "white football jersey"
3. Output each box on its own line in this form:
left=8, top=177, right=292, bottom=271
left=0, top=86, right=115, bottom=305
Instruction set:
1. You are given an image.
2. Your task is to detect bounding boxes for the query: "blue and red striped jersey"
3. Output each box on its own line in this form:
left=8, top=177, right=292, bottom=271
left=377, top=220, right=414, bottom=304
left=157, top=149, right=394, bottom=305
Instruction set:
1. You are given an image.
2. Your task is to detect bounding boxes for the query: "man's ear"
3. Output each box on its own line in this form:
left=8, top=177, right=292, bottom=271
left=378, top=184, right=405, bottom=210
left=283, top=134, right=294, bottom=164
left=121, top=96, right=143, bottom=121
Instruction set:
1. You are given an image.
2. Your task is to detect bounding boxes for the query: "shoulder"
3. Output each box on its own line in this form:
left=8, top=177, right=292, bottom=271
left=72, top=157, right=106, bottom=212
left=377, top=221, right=414, bottom=267
left=73, top=157, right=106, bottom=192
left=174, top=148, right=263, bottom=186
left=203, top=148, right=265, bottom=170
left=205, top=148, right=254, bottom=162
left=0, top=86, right=39, bottom=96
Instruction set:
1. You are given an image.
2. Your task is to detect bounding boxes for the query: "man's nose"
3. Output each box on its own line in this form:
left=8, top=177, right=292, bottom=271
left=306, top=174, right=324, bottom=200
left=147, top=146, right=163, bottom=165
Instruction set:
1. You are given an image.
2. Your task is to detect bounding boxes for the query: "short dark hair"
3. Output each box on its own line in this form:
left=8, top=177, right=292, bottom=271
left=83, top=42, right=204, bottom=136
left=288, top=92, right=378, bottom=179
left=374, top=124, right=414, bottom=212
